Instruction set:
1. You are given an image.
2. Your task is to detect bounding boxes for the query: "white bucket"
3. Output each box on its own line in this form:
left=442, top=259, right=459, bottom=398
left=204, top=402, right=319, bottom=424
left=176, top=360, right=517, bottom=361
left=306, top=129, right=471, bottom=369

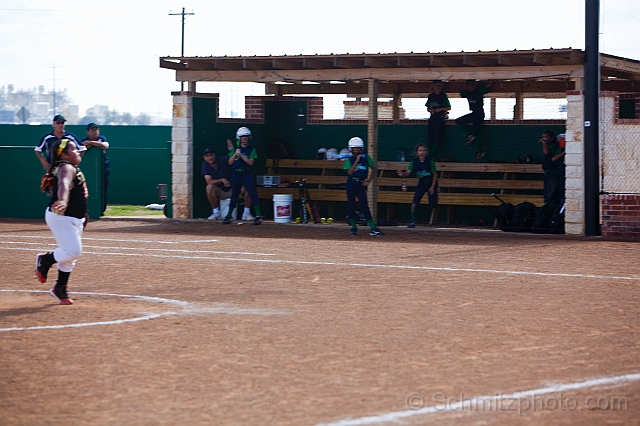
left=219, top=198, right=237, bottom=220
left=273, top=194, right=293, bottom=223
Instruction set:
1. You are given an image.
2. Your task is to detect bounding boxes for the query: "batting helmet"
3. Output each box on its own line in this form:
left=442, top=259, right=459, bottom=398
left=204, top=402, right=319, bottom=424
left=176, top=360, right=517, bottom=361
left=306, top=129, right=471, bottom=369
left=316, top=147, right=327, bottom=160
left=236, top=127, right=252, bottom=139
left=338, top=148, right=351, bottom=160
left=348, top=137, right=364, bottom=149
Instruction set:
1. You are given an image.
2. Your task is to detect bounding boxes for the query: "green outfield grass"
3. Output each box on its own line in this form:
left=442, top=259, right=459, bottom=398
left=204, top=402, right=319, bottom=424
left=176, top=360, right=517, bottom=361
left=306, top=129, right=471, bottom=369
left=104, top=205, right=165, bottom=217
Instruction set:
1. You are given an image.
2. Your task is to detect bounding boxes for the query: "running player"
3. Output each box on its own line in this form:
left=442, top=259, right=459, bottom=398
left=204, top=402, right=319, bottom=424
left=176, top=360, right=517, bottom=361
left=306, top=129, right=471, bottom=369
left=35, top=138, right=89, bottom=305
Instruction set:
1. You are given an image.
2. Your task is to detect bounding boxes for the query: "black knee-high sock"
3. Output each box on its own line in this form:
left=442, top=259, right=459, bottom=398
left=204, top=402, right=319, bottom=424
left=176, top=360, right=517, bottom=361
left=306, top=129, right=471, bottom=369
left=43, top=252, right=56, bottom=267
left=56, top=271, right=70, bottom=288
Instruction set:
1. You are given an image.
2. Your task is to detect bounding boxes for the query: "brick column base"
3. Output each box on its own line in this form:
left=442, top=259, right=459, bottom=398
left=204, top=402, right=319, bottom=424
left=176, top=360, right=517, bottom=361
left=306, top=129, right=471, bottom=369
left=601, top=194, right=640, bottom=239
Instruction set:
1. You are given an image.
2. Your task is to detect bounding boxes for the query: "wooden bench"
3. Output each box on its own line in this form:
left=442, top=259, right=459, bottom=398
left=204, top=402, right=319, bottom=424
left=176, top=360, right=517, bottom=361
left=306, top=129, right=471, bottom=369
left=257, top=159, right=544, bottom=223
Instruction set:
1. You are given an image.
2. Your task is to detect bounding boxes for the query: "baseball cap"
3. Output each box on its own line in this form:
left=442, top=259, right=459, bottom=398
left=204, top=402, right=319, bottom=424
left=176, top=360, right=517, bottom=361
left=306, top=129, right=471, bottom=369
left=53, top=114, right=66, bottom=122
left=86, top=122, right=99, bottom=130
left=203, top=147, right=214, bottom=155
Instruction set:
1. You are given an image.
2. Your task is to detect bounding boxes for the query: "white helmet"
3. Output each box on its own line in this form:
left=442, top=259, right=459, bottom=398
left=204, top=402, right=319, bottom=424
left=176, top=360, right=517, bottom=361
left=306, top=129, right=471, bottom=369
left=326, top=148, right=338, bottom=160
left=339, top=148, right=351, bottom=161
left=236, top=127, right=251, bottom=139
left=348, top=137, right=364, bottom=149
left=316, top=147, right=327, bottom=160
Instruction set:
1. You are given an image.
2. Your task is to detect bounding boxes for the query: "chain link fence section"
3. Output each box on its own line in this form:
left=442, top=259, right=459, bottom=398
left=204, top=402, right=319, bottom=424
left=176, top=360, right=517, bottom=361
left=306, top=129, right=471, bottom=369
left=600, top=93, right=640, bottom=195
left=599, top=0, right=640, bottom=195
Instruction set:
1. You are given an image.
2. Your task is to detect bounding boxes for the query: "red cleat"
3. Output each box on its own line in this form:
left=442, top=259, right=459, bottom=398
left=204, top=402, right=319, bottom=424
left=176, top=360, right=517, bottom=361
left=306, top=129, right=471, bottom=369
left=49, top=287, right=73, bottom=305
left=35, top=253, right=51, bottom=283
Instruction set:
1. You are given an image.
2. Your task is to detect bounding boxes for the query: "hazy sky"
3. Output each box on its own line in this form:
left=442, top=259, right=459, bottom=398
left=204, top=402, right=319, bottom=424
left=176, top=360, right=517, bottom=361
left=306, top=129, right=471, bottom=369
left=1, top=0, right=638, bottom=119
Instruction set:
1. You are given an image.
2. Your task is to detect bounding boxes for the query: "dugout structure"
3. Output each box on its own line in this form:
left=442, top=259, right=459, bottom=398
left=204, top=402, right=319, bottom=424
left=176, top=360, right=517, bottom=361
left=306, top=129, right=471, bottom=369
left=160, top=49, right=640, bottom=238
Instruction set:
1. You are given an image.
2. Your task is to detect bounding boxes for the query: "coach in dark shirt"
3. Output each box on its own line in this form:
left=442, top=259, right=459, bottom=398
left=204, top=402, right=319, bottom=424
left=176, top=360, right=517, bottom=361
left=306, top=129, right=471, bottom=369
left=202, top=147, right=233, bottom=220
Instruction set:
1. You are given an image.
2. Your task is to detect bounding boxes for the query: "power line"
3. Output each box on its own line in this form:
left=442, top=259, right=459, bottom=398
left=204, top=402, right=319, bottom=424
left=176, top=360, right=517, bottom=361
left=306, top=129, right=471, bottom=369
left=169, top=7, right=194, bottom=91
left=46, top=64, right=63, bottom=116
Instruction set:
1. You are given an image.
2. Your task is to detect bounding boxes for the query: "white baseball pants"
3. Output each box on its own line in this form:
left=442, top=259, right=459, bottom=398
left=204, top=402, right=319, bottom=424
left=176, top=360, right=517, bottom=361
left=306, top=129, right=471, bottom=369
left=45, top=208, right=84, bottom=273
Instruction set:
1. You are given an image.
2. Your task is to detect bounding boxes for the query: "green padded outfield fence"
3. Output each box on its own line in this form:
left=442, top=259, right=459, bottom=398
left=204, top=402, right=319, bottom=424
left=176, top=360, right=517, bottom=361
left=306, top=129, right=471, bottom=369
left=0, top=124, right=171, bottom=220
left=1, top=108, right=563, bottom=224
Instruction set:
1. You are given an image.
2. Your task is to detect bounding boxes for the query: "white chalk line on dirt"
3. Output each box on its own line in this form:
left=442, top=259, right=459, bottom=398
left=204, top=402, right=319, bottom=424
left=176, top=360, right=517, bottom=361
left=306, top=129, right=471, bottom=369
left=79, top=250, right=640, bottom=282
left=0, top=243, right=273, bottom=257
left=2, top=245, right=638, bottom=282
left=0, top=290, right=287, bottom=332
left=0, top=235, right=217, bottom=244
left=82, top=245, right=274, bottom=256
left=316, top=373, right=640, bottom=426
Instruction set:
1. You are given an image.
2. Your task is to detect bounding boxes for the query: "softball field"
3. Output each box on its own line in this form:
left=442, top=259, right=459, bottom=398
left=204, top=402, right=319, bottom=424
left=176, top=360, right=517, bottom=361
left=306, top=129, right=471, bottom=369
left=1, top=217, right=639, bottom=426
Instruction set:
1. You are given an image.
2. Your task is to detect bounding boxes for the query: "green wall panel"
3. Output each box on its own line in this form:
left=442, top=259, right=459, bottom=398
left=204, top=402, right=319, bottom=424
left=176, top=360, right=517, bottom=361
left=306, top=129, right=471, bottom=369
left=2, top=104, right=563, bottom=224
left=0, top=146, right=102, bottom=219
left=0, top=124, right=171, bottom=219
left=188, top=97, right=564, bottom=222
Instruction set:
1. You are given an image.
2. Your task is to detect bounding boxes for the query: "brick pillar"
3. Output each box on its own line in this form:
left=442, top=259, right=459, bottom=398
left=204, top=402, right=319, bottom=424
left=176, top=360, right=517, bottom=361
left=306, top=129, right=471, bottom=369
left=245, top=97, right=264, bottom=120
left=171, top=92, right=193, bottom=219
left=564, top=91, right=585, bottom=235
left=307, top=98, right=324, bottom=120
left=367, top=79, right=379, bottom=223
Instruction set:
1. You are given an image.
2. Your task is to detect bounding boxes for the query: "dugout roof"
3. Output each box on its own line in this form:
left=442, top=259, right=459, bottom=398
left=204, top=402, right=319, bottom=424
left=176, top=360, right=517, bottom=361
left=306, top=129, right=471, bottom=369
left=160, top=48, right=640, bottom=97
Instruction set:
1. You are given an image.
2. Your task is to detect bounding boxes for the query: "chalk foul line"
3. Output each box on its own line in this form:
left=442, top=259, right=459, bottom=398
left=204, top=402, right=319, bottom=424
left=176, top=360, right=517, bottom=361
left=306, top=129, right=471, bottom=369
left=316, top=373, right=640, bottom=426
left=2, top=246, right=638, bottom=282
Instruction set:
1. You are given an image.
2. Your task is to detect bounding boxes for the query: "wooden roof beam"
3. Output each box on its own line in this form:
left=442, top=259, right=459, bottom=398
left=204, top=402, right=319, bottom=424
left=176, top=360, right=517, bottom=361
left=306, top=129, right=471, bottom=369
left=534, top=51, right=584, bottom=66
left=601, top=68, right=640, bottom=81
left=532, top=52, right=555, bottom=65
left=272, top=58, right=304, bottom=69
left=211, top=59, right=244, bottom=70
left=185, top=59, right=214, bottom=70
left=429, top=55, right=463, bottom=67
left=302, top=57, right=333, bottom=69
left=601, top=79, right=640, bottom=92
left=396, top=56, right=431, bottom=68
left=498, top=54, right=534, bottom=66
left=159, top=58, right=186, bottom=70
left=601, top=55, right=640, bottom=76
left=333, top=57, right=365, bottom=68
left=364, top=57, right=397, bottom=68
left=264, top=80, right=574, bottom=96
left=463, top=53, right=496, bottom=67
left=266, top=81, right=370, bottom=95
left=175, top=65, right=584, bottom=84
left=243, top=58, right=273, bottom=70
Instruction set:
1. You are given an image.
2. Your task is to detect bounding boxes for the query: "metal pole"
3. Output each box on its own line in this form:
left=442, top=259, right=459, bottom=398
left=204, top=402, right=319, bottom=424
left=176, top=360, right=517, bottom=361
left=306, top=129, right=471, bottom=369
left=52, top=64, right=56, bottom=115
left=180, top=7, right=185, bottom=56
left=180, top=7, right=185, bottom=92
left=169, top=8, right=194, bottom=92
left=584, top=0, right=600, bottom=236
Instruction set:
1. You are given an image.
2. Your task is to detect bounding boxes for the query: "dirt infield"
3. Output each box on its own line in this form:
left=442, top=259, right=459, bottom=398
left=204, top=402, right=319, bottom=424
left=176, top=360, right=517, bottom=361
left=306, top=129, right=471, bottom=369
left=1, top=217, right=639, bottom=426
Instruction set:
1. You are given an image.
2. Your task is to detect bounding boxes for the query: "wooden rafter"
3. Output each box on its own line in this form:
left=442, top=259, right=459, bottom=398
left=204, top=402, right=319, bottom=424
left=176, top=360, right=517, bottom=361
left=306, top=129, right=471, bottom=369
left=161, top=49, right=640, bottom=94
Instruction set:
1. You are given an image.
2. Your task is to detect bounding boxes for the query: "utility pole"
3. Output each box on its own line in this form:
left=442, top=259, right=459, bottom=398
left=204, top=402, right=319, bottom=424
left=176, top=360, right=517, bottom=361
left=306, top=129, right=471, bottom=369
left=584, top=0, right=600, bottom=236
left=53, top=64, right=56, bottom=115
left=169, top=7, right=194, bottom=91
left=48, top=64, right=60, bottom=116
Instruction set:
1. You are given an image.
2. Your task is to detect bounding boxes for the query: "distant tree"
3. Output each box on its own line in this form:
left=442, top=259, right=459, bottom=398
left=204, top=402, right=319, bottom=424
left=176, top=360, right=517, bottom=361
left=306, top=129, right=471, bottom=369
left=133, top=113, right=151, bottom=125
left=79, top=115, right=99, bottom=125
left=105, top=110, right=121, bottom=124
left=81, top=109, right=150, bottom=125
left=120, top=112, right=133, bottom=124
